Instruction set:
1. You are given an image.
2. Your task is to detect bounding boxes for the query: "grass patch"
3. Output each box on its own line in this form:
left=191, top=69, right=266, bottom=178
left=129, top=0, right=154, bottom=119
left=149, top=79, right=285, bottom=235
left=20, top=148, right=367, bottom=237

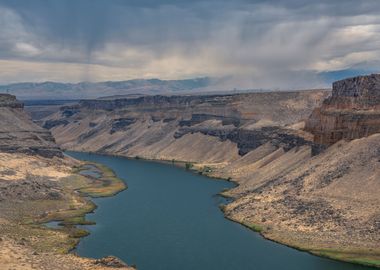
left=68, top=228, right=90, bottom=238
left=59, top=216, right=96, bottom=226
left=1, top=161, right=128, bottom=257
left=249, top=223, right=264, bottom=232
left=312, top=249, right=380, bottom=268
left=350, top=258, right=380, bottom=267
left=38, top=162, right=127, bottom=251
left=71, top=162, right=127, bottom=198
left=38, top=197, right=96, bottom=224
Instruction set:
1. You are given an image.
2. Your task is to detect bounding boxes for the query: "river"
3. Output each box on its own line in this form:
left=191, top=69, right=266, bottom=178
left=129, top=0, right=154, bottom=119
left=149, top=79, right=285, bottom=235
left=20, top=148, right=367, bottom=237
left=66, top=151, right=373, bottom=270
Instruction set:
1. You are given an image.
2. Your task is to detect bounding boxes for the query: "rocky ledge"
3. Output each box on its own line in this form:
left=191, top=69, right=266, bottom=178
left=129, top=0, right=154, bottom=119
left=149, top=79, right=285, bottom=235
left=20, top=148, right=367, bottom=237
left=0, top=94, right=63, bottom=158
left=175, top=126, right=314, bottom=156
left=305, top=74, right=380, bottom=145
left=0, top=94, right=24, bottom=108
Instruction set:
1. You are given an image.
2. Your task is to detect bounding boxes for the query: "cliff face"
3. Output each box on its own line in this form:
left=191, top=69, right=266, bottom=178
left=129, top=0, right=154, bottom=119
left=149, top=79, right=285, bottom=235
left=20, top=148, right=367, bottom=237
left=42, top=90, right=328, bottom=161
left=78, top=90, right=328, bottom=124
left=305, top=74, right=380, bottom=145
left=0, top=94, right=62, bottom=158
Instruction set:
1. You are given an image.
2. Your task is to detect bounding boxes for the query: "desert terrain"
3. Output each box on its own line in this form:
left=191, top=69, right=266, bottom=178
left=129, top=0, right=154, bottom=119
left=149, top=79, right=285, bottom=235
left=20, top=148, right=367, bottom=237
left=40, top=75, right=380, bottom=267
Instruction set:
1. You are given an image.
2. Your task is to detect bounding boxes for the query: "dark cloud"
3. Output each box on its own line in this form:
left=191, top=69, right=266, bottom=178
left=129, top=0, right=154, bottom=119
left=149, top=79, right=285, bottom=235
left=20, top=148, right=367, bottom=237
left=0, top=0, right=379, bottom=87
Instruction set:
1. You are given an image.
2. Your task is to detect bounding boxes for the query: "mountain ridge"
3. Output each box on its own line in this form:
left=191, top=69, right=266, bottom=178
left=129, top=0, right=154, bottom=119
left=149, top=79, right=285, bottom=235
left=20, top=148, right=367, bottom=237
left=0, top=77, right=214, bottom=100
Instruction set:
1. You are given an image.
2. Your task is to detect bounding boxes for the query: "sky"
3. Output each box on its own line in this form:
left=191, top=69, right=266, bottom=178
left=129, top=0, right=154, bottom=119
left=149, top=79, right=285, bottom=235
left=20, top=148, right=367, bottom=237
left=0, top=0, right=380, bottom=89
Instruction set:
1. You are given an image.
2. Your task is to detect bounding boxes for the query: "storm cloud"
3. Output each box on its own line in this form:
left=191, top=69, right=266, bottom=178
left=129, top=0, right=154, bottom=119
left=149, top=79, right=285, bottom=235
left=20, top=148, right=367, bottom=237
left=0, top=0, right=380, bottom=89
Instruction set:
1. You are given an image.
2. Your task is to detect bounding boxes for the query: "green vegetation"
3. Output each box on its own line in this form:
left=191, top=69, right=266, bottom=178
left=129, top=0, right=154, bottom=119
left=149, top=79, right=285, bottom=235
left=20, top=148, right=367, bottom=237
left=350, top=258, right=380, bottom=267
left=312, top=249, right=380, bottom=268
left=0, top=222, right=81, bottom=254
left=68, top=228, right=90, bottom=238
left=19, top=162, right=128, bottom=254
left=72, top=162, right=127, bottom=197
left=185, top=162, right=194, bottom=170
left=59, top=216, right=96, bottom=226
left=248, top=223, right=264, bottom=233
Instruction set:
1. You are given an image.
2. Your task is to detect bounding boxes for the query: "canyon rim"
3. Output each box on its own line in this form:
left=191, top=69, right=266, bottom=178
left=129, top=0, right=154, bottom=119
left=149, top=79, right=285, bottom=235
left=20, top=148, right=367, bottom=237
left=39, top=74, right=380, bottom=267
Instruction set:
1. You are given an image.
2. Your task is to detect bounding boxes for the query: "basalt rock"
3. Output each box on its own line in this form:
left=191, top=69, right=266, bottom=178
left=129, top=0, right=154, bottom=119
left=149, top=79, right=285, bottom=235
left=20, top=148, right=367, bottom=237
left=175, top=126, right=313, bottom=156
left=76, top=90, right=328, bottom=127
left=305, top=74, right=380, bottom=145
left=94, top=256, right=130, bottom=268
left=179, top=113, right=241, bottom=127
left=0, top=178, right=63, bottom=201
left=110, top=118, right=137, bottom=134
left=41, top=90, right=329, bottom=157
left=0, top=94, right=23, bottom=108
left=79, top=94, right=236, bottom=111
left=43, top=119, right=69, bottom=129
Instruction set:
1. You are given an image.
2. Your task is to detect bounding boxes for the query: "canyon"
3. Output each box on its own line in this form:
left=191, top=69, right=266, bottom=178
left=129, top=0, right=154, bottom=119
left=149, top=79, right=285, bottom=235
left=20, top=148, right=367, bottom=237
left=39, top=75, right=379, bottom=267
left=1, top=74, right=378, bottom=269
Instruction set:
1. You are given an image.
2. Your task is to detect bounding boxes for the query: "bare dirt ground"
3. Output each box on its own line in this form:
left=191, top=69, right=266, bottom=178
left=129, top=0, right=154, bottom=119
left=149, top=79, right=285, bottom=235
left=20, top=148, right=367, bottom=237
left=0, top=152, right=133, bottom=270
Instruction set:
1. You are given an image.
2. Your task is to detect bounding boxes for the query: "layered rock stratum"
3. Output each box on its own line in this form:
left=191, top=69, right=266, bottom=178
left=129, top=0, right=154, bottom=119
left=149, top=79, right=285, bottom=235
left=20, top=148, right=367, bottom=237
left=44, top=90, right=328, bottom=159
left=305, top=74, right=380, bottom=145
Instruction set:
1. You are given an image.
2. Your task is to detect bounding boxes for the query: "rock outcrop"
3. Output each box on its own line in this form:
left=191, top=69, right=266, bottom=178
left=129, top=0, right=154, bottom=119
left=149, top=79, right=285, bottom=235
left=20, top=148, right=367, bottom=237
left=305, top=74, right=380, bottom=145
left=0, top=94, right=23, bottom=108
left=0, top=94, right=62, bottom=158
left=94, top=256, right=131, bottom=268
left=175, top=126, right=314, bottom=155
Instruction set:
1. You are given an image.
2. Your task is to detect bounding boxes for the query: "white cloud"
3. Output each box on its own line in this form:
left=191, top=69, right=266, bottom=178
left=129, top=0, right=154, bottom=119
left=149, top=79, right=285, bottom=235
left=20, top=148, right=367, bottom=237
left=13, top=42, right=41, bottom=56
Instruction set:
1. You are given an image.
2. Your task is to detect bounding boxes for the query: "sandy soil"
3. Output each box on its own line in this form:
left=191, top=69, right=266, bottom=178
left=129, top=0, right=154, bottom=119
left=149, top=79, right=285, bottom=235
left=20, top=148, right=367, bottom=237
left=0, top=152, right=133, bottom=270
left=0, top=153, right=71, bottom=181
left=0, top=237, right=132, bottom=270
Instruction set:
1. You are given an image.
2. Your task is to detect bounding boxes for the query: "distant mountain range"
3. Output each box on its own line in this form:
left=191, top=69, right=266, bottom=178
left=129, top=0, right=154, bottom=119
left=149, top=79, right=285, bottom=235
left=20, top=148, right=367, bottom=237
left=0, top=78, right=215, bottom=100
left=1, top=69, right=374, bottom=100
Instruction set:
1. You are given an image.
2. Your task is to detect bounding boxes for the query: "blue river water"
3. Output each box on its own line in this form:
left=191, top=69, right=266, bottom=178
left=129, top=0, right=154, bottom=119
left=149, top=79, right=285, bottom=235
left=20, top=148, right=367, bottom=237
left=66, top=151, right=373, bottom=270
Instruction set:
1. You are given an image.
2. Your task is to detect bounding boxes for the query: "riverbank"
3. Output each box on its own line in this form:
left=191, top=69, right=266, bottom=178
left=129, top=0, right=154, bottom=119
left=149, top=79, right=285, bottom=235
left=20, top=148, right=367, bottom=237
left=226, top=216, right=380, bottom=268
left=37, top=79, right=379, bottom=268
left=0, top=152, right=133, bottom=270
left=66, top=151, right=377, bottom=270
left=37, top=160, right=126, bottom=227
left=74, top=150, right=380, bottom=269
